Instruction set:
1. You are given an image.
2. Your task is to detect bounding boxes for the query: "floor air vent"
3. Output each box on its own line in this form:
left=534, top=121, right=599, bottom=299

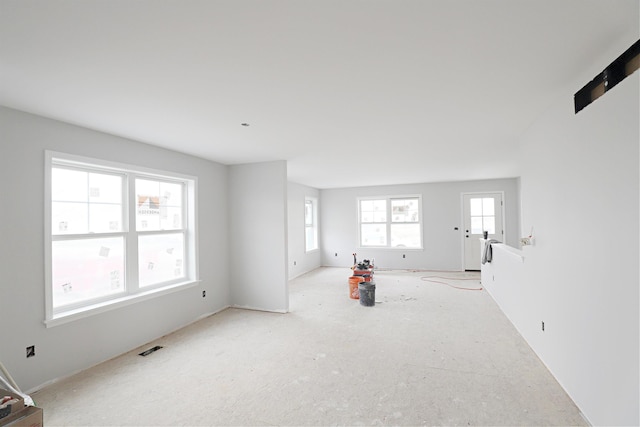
left=138, top=345, right=163, bottom=356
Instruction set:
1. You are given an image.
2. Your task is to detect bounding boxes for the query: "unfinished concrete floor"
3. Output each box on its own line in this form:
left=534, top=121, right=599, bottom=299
left=33, top=267, right=587, bottom=426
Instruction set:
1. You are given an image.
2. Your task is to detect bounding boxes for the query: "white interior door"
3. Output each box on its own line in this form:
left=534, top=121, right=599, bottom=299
left=463, top=193, right=503, bottom=270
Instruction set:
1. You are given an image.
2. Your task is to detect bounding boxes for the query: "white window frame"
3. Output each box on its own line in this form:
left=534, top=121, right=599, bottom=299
left=357, top=195, right=423, bottom=249
left=304, top=196, right=318, bottom=252
left=44, top=151, right=199, bottom=327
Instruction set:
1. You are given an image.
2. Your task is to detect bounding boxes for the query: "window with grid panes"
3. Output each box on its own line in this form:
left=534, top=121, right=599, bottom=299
left=305, top=197, right=318, bottom=251
left=46, top=152, right=197, bottom=324
left=358, top=196, right=422, bottom=248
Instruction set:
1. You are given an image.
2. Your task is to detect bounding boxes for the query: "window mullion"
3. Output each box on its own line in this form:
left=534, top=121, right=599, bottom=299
left=126, top=173, right=139, bottom=293
left=84, top=173, right=90, bottom=235
left=387, top=199, right=392, bottom=248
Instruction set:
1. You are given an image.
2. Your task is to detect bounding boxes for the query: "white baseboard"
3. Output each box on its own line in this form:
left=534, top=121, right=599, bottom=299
left=231, top=304, right=288, bottom=314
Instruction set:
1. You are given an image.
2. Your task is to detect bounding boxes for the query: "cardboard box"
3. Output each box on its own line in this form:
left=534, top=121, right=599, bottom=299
left=0, top=406, right=42, bottom=427
left=0, top=389, right=25, bottom=422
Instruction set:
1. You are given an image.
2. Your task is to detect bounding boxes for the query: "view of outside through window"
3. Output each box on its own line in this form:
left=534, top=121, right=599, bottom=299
left=470, top=197, right=495, bottom=234
left=138, top=233, right=184, bottom=287
left=52, top=168, right=123, bottom=235
left=50, top=163, right=189, bottom=311
left=390, top=198, right=421, bottom=248
left=51, top=167, right=125, bottom=308
left=135, top=179, right=183, bottom=231
left=360, top=197, right=421, bottom=248
left=360, top=199, right=387, bottom=246
left=52, top=236, right=125, bottom=308
left=136, top=178, right=186, bottom=287
left=305, top=199, right=318, bottom=251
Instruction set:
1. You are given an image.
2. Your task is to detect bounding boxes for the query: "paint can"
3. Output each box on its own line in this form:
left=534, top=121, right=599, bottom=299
left=348, top=276, right=361, bottom=299
left=358, top=281, right=376, bottom=307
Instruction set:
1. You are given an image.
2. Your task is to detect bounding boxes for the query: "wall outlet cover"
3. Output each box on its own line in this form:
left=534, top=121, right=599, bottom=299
left=520, top=237, right=533, bottom=246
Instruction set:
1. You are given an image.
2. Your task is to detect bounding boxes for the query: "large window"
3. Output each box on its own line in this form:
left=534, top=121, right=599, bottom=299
left=359, top=196, right=422, bottom=248
left=45, top=152, right=198, bottom=325
left=305, top=197, right=318, bottom=252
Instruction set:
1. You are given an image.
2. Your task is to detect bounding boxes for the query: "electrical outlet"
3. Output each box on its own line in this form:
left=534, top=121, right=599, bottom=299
left=520, top=237, right=534, bottom=246
left=26, top=345, right=35, bottom=358
left=202, top=290, right=206, bottom=298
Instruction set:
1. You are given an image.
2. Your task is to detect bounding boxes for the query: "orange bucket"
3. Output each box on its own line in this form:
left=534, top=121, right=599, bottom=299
left=348, top=276, right=361, bottom=299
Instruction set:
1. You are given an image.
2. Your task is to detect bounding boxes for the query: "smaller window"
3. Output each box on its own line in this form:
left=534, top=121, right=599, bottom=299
left=469, top=197, right=496, bottom=235
left=358, top=196, right=422, bottom=249
left=305, top=197, right=318, bottom=252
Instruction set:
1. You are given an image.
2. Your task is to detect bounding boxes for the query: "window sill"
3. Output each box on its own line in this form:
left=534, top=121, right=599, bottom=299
left=44, top=279, right=200, bottom=328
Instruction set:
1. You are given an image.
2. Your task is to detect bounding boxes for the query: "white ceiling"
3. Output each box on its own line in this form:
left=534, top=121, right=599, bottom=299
left=1, top=1, right=638, bottom=189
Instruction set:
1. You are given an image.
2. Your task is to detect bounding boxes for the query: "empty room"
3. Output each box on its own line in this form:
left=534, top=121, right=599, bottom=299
left=0, top=1, right=638, bottom=426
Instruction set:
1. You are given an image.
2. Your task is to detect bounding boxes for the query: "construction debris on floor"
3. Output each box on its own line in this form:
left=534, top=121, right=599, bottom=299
left=0, top=389, right=43, bottom=427
left=349, top=253, right=376, bottom=306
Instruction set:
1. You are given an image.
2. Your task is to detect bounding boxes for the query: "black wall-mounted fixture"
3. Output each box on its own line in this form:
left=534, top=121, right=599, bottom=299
left=574, top=39, right=640, bottom=114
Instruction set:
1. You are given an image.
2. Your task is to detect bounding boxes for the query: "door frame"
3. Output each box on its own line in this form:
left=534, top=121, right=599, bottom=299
left=460, top=191, right=506, bottom=271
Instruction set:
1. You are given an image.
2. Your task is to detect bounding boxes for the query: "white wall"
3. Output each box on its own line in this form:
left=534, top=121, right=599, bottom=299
left=514, top=55, right=639, bottom=423
left=229, top=161, right=289, bottom=312
left=287, top=182, right=321, bottom=279
left=320, top=179, right=520, bottom=270
left=480, top=244, right=526, bottom=329
left=0, top=107, right=230, bottom=392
